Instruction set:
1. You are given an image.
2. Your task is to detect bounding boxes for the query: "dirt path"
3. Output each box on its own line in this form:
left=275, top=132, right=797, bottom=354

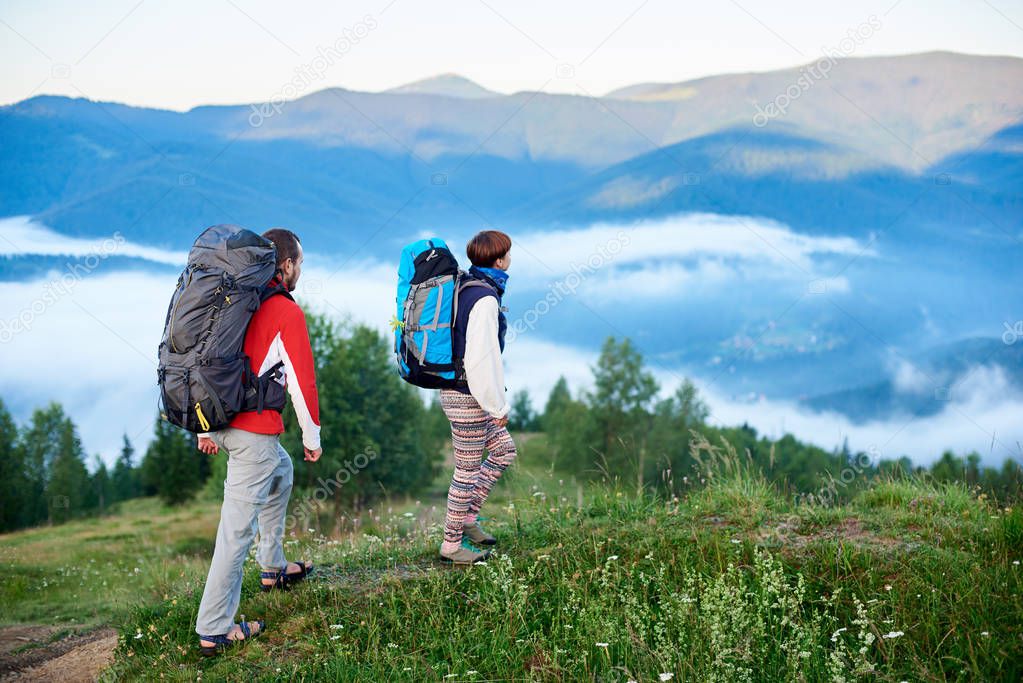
left=0, top=626, right=117, bottom=683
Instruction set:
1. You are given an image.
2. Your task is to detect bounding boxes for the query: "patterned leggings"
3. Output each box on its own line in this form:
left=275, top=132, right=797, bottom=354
left=439, top=390, right=517, bottom=545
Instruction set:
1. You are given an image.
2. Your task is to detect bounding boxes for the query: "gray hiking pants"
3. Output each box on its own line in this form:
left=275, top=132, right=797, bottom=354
left=195, top=428, right=294, bottom=636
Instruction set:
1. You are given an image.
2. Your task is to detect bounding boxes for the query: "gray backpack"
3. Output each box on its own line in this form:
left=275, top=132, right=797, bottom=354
left=157, top=225, right=289, bottom=433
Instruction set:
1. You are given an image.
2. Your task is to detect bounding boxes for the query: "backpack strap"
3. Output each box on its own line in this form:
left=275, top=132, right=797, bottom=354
left=458, top=279, right=494, bottom=294
left=242, top=282, right=291, bottom=413
left=260, top=281, right=293, bottom=302
left=256, top=361, right=285, bottom=413
left=453, top=276, right=497, bottom=328
left=451, top=273, right=491, bottom=348
left=451, top=274, right=499, bottom=380
left=457, top=271, right=496, bottom=295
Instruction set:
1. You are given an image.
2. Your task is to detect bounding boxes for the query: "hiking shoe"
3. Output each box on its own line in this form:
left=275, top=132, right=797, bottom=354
left=463, top=519, right=496, bottom=546
left=439, top=538, right=491, bottom=565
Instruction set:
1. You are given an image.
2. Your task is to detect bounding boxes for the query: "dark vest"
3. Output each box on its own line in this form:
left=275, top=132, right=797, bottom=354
left=452, top=267, right=507, bottom=391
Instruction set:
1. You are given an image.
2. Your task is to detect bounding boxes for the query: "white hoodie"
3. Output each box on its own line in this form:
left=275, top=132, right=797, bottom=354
left=462, top=296, right=510, bottom=419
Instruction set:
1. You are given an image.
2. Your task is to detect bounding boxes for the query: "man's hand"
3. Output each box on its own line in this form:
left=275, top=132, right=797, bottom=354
left=197, top=436, right=219, bottom=455
left=304, top=447, right=322, bottom=462
left=493, top=415, right=509, bottom=428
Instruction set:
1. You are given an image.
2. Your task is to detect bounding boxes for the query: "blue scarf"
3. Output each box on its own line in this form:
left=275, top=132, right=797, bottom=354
left=471, top=266, right=509, bottom=294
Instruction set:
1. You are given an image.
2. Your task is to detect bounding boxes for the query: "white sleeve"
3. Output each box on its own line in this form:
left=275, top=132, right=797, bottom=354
left=463, top=297, right=510, bottom=419
left=273, top=332, right=322, bottom=451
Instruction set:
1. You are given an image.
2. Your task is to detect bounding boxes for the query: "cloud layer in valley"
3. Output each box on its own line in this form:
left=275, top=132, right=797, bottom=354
left=0, top=217, right=1017, bottom=468
left=457, top=213, right=870, bottom=293
left=504, top=343, right=1023, bottom=469
left=0, top=216, right=189, bottom=265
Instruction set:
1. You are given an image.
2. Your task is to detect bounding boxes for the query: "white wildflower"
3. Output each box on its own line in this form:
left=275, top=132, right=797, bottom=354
left=882, top=631, right=904, bottom=639
left=596, top=642, right=609, bottom=647
left=659, top=674, right=674, bottom=682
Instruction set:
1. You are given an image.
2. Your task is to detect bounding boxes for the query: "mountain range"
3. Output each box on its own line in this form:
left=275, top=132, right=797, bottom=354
left=2, top=51, right=1020, bottom=255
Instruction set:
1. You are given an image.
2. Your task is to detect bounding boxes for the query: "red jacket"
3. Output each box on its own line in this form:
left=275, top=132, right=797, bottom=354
left=229, top=286, right=321, bottom=450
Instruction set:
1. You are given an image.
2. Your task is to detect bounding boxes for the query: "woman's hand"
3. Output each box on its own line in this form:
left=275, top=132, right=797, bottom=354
left=492, top=415, right=509, bottom=428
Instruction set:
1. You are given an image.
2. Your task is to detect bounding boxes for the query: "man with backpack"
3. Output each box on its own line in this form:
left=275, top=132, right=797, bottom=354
left=185, top=227, right=322, bottom=655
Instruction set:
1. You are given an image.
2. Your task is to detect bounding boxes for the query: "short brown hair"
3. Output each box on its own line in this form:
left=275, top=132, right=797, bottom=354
left=466, top=230, right=511, bottom=267
left=262, top=228, right=301, bottom=269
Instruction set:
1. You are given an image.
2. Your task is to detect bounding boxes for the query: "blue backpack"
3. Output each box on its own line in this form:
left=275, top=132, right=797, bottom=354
left=393, top=238, right=492, bottom=389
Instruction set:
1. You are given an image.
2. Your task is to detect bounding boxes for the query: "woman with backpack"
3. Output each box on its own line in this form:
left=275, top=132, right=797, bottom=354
left=438, top=230, right=516, bottom=564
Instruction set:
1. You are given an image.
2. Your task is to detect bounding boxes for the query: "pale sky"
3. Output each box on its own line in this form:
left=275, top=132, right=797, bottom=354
left=1, top=0, right=1022, bottom=110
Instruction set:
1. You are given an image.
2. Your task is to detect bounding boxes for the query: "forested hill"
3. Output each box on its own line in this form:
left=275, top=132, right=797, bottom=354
left=2, top=319, right=1020, bottom=535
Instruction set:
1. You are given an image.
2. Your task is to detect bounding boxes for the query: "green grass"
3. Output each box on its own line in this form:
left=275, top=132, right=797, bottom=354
left=2, top=439, right=1021, bottom=681
left=0, top=497, right=222, bottom=629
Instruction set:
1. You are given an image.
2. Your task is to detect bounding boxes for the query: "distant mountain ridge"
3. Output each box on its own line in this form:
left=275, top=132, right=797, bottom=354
left=0, top=51, right=1020, bottom=255
left=384, top=74, right=499, bottom=99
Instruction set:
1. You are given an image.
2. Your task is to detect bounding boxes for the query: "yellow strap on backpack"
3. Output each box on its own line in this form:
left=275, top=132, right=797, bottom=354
left=195, top=402, right=211, bottom=432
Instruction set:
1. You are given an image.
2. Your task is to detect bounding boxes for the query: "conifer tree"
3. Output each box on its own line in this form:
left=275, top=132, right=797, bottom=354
left=142, top=418, right=202, bottom=506
left=0, top=398, right=26, bottom=532
left=111, top=434, right=139, bottom=502
left=44, top=410, right=90, bottom=524
left=542, top=377, right=572, bottom=432
left=508, top=390, right=539, bottom=431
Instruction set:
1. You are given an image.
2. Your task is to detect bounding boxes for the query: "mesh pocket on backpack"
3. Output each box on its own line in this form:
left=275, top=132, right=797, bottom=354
left=409, top=277, right=455, bottom=372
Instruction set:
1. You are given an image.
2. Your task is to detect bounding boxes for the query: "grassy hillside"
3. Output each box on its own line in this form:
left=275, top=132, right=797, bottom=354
left=2, top=435, right=1021, bottom=681
left=0, top=497, right=221, bottom=628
